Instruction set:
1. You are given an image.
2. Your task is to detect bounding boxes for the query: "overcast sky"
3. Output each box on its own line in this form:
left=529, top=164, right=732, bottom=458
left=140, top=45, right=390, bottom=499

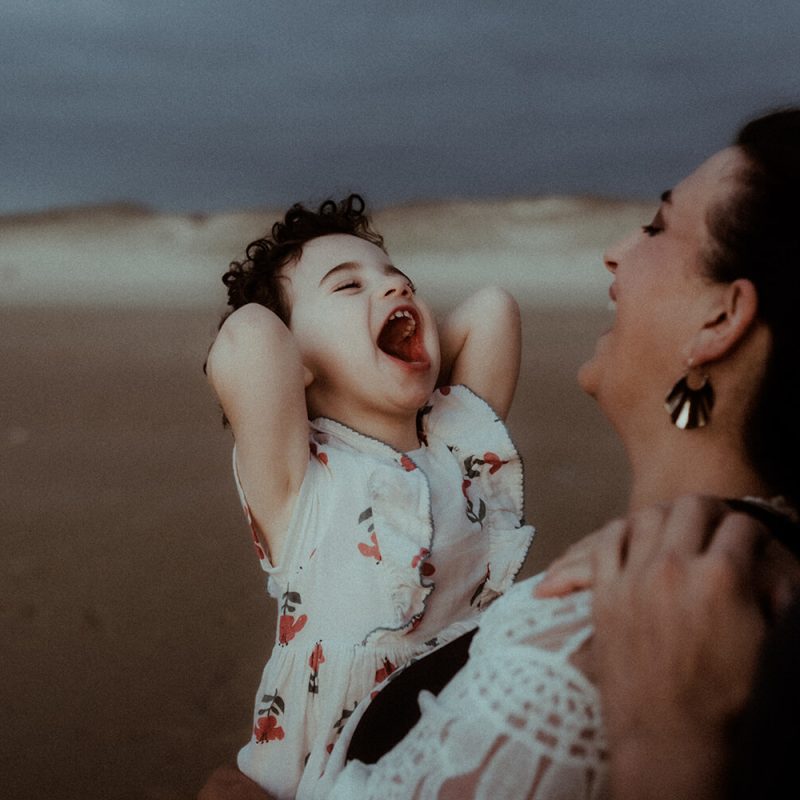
left=3, top=1, right=800, bottom=214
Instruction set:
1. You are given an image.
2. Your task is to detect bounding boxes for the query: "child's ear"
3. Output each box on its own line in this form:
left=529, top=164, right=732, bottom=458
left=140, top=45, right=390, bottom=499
left=303, top=366, right=314, bottom=388
left=688, top=278, right=759, bottom=365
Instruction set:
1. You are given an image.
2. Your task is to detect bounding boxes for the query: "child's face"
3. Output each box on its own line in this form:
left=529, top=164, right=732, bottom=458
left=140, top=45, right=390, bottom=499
left=284, top=233, right=441, bottom=421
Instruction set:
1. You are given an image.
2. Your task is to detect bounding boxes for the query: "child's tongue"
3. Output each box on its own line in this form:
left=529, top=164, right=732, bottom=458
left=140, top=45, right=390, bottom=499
left=378, top=316, right=425, bottom=363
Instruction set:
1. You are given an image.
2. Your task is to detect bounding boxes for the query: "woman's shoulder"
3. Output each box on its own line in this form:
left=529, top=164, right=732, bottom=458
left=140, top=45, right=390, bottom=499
left=474, top=574, right=593, bottom=653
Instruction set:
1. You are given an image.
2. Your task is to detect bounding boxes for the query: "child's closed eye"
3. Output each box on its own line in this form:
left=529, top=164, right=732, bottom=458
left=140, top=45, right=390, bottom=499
left=333, top=280, right=361, bottom=292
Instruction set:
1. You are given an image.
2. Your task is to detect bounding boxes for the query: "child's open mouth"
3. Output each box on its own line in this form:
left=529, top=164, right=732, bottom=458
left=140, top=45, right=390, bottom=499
left=377, top=306, right=429, bottom=367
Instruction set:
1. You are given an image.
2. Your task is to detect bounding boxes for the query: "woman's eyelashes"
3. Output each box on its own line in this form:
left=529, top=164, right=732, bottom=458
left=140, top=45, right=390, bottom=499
left=641, top=212, right=665, bottom=237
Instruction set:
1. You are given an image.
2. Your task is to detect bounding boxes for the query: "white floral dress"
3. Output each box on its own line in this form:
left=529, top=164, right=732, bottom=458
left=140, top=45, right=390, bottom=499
left=233, top=386, right=535, bottom=799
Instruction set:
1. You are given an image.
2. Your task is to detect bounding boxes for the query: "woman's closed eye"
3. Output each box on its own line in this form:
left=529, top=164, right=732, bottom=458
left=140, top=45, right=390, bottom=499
left=641, top=224, right=662, bottom=236
left=642, top=210, right=665, bottom=237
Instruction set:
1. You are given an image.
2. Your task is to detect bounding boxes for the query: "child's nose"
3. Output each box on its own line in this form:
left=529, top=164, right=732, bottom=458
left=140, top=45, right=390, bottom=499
left=382, top=275, right=412, bottom=298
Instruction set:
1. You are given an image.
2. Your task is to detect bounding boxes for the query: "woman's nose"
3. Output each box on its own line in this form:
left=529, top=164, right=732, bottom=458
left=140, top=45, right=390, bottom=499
left=602, top=230, right=635, bottom=275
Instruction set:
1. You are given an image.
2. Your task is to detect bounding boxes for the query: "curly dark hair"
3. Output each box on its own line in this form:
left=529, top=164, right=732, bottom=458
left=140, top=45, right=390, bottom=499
left=219, top=193, right=384, bottom=327
left=703, top=107, right=800, bottom=508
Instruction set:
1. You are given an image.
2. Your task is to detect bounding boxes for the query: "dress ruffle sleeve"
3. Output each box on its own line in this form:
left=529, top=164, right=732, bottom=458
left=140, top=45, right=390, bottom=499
left=421, top=386, right=535, bottom=607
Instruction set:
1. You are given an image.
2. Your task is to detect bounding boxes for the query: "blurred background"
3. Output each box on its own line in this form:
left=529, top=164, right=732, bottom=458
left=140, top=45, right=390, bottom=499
left=2, top=2, right=799, bottom=798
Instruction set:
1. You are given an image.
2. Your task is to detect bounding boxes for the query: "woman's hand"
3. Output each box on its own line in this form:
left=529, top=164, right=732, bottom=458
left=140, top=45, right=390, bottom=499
left=591, top=495, right=772, bottom=800
left=534, top=520, right=624, bottom=598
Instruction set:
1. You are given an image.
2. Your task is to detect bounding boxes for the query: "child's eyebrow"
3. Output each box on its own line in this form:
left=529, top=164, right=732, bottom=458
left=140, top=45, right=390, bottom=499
left=385, top=264, right=414, bottom=285
left=319, top=261, right=359, bottom=286
left=318, top=262, right=412, bottom=286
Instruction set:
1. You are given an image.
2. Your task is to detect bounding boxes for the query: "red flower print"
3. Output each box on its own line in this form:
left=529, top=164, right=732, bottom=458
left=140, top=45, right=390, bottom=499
left=242, top=506, right=268, bottom=562
left=254, top=715, right=285, bottom=743
left=407, top=613, right=425, bottom=633
left=482, top=451, right=509, bottom=474
left=470, top=563, right=491, bottom=606
left=358, top=531, right=382, bottom=561
left=309, top=442, right=329, bottom=466
left=400, top=454, right=417, bottom=471
left=308, top=641, right=325, bottom=694
left=412, top=548, right=435, bottom=576
left=411, top=548, right=430, bottom=568
left=461, top=478, right=472, bottom=498
left=309, top=642, right=325, bottom=671
left=279, top=613, right=308, bottom=644
left=375, top=657, right=397, bottom=684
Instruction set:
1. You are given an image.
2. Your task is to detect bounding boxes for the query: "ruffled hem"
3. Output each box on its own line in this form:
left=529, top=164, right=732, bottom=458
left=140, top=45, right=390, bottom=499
left=421, top=385, right=535, bottom=605
left=241, top=636, right=441, bottom=798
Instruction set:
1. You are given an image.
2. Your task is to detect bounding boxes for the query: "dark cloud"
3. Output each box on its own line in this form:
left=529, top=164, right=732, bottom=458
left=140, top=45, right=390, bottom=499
left=3, top=1, right=800, bottom=212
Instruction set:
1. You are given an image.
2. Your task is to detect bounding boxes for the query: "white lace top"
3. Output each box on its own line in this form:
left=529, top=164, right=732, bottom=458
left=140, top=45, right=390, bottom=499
left=311, top=575, right=609, bottom=800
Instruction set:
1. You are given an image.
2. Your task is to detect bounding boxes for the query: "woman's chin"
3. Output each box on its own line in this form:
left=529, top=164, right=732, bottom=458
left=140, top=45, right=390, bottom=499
left=576, top=357, right=600, bottom=398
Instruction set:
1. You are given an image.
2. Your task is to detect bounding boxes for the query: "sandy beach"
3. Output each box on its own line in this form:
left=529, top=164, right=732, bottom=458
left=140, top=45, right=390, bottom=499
left=1, top=201, right=633, bottom=799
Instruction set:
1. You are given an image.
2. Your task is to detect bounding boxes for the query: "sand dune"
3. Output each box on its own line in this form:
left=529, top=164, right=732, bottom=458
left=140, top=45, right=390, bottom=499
left=0, top=197, right=653, bottom=308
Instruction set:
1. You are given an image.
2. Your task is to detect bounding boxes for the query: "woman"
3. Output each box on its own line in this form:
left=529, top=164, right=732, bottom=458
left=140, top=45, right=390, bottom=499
left=199, top=107, right=800, bottom=799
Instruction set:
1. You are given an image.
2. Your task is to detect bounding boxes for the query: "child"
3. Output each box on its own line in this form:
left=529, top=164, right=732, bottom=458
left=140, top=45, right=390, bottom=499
left=206, top=194, right=534, bottom=799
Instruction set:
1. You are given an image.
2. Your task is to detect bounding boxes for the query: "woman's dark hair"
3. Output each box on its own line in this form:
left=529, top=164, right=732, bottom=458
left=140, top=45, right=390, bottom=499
left=704, top=107, right=800, bottom=508
left=219, top=193, right=384, bottom=326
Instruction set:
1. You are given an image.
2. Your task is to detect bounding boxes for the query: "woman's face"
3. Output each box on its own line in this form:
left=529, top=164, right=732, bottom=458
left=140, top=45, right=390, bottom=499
left=578, top=147, right=745, bottom=433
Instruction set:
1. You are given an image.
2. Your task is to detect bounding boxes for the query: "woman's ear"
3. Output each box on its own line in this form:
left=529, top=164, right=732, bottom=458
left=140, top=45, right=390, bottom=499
left=303, top=365, right=314, bottom=388
left=688, top=279, right=759, bottom=365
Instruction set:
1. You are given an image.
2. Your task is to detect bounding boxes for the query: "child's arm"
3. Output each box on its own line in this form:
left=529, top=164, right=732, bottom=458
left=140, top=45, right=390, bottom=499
left=206, top=303, right=309, bottom=565
left=437, top=287, right=521, bottom=420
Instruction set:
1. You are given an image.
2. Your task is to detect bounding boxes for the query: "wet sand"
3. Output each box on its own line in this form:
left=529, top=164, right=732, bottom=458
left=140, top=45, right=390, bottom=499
left=1, top=303, right=627, bottom=799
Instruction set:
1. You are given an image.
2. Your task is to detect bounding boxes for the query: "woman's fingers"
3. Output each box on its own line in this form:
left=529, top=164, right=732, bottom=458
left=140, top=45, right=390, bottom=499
left=591, top=518, right=630, bottom=587
left=536, top=496, right=772, bottom=600
left=591, top=499, right=774, bottom=763
left=535, top=519, right=626, bottom=597
left=661, top=495, right=729, bottom=554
